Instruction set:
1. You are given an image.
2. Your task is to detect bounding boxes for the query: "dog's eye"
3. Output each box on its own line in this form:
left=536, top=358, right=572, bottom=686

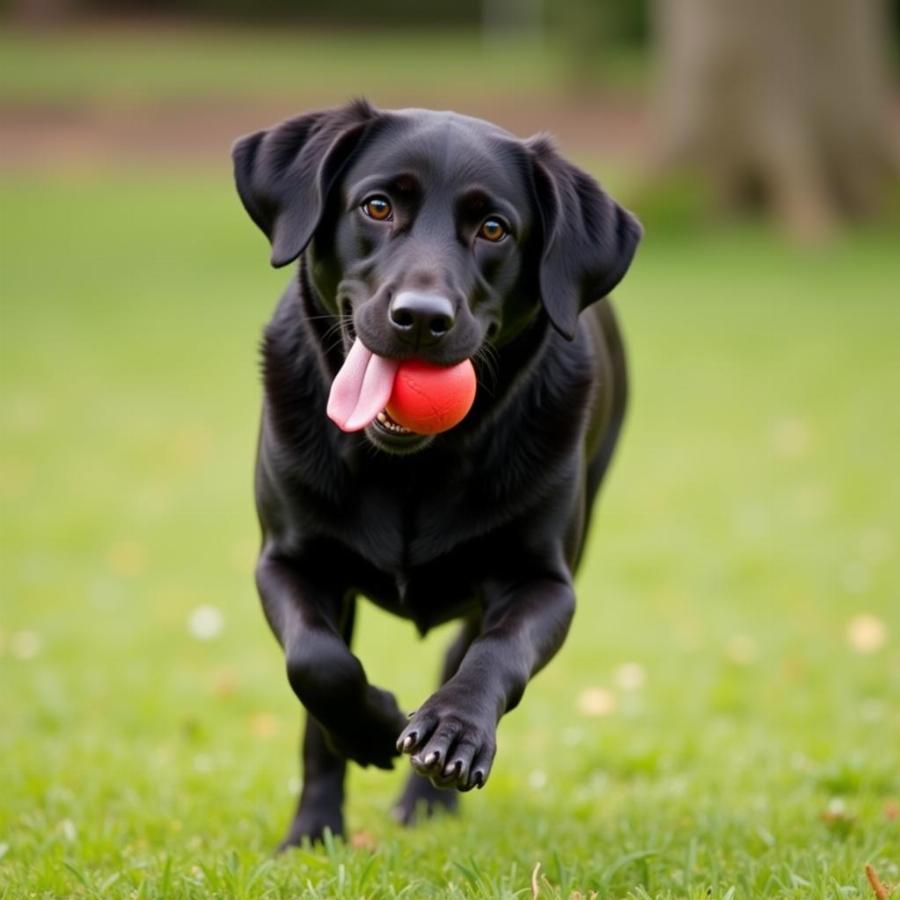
left=478, top=218, right=507, bottom=242
left=361, top=196, right=393, bottom=221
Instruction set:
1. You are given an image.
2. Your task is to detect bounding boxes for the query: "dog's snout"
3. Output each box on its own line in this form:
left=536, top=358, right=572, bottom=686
left=389, top=291, right=456, bottom=346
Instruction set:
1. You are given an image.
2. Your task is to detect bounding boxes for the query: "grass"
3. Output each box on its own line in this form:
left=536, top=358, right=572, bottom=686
left=4, top=22, right=898, bottom=896
left=1, top=168, right=898, bottom=898
left=0, top=24, right=647, bottom=109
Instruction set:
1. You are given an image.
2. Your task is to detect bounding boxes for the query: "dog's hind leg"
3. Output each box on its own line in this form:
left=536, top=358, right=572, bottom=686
left=392, top=613, right=481, bottom=826
left=279, top=716, right=347, bottom=849
left=278, top=597, right=355, bottom=850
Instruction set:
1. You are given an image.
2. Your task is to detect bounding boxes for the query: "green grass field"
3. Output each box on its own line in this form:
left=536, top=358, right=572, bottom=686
left=2, top=170, right=897, bottom=898
left=1, top=23, right=898, bottom=897
left=0, top=25, right=646, bottom=108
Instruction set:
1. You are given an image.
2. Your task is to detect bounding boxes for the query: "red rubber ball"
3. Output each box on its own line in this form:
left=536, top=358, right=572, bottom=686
left=386, top=359, right=477, bottom=435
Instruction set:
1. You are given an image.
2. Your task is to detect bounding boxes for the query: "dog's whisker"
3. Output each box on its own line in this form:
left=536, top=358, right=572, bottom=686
left=320, top=322, right=348, bottom=345
left=305, top=313, right=353, bottom=326
left=473, top=346, right=499, bottom=397
left=323, top=336, right=348, bottom=359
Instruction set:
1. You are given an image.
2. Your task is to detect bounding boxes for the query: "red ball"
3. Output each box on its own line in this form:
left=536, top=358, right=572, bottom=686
left=386, top=359, right=477, bottom=435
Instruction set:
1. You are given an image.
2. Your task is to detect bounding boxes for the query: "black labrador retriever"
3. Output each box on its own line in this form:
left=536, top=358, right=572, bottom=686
left=232, top=100, right=641, bottom=848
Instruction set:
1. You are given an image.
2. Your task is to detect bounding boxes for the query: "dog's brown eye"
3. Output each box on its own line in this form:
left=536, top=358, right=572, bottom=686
left=362, top=196, right=392, bottom=221
left=478, top=218, right=507, bottom=242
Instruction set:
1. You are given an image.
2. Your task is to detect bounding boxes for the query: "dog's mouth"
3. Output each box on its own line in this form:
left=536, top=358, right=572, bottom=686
left=326, top=336, right=437, bottom=452
left=367, top=410, right=434, bottom=454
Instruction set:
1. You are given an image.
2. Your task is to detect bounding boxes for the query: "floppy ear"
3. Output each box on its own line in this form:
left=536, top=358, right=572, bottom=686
left=232, top=99, right=380, bottom=267
left=528, top=137, right=642, bottom=340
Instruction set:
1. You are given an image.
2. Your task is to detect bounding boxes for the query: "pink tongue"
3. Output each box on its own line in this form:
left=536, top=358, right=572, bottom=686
left=326, top=338, right=400, bottom=432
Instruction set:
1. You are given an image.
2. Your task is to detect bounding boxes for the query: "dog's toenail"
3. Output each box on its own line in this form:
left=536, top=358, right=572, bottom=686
left=424, top=751, right=440, bottom=766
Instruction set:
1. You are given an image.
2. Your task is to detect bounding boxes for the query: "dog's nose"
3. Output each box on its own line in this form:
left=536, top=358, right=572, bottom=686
left=388, top=291, right=456, bottom=346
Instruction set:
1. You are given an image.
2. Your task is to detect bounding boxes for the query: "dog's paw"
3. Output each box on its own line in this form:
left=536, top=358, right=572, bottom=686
left=396, top=694, right=497, bottom=791
left=277, top=805, right=344, bottom=851
left=322, top=684, right=407, bottom=769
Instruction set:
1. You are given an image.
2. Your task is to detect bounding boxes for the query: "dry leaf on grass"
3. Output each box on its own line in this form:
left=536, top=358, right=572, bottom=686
left=350, top=829, right=378, bottom=850
left=865, top=864, right=892, bottom=900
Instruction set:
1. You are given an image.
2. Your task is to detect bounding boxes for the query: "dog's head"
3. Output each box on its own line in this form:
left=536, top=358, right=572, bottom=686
left=234, top=100, right=641, bottom=453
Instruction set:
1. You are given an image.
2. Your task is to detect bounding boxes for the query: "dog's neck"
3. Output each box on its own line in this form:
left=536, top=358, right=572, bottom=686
left=296, top=256, right=349, bottom=386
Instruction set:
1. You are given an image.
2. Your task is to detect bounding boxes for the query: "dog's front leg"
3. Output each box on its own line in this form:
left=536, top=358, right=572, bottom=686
left=278, top=597, right=355, bottom=849
left=397, top=570, right=575, bottom=791
left=256, top=550, right=408, bottom=772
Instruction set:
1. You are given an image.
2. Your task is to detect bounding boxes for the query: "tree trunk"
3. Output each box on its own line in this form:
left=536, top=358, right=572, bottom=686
left=654, top=0, right=899, bottom=236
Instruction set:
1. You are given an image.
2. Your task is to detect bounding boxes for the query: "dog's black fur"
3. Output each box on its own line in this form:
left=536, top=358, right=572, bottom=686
left=232, top=100, right=641, bottom=848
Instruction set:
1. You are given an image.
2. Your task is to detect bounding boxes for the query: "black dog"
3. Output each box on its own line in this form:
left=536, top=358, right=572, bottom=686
left=232, top=100, right=641, bottom=848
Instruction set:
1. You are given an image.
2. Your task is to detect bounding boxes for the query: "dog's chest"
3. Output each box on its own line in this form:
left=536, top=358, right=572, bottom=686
left=354, top=546, right=483, bottom=631
left=343, top=474, right=473, bottom=571
left=327, top=471, right=497, bottom=626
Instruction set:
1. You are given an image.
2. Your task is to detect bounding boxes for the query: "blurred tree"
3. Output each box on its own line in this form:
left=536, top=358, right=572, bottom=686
left=654, top=0, right=899, bottom=236
left=551, top=0, right=649, bottom=89
left=482, top=0, right=543, bottom=43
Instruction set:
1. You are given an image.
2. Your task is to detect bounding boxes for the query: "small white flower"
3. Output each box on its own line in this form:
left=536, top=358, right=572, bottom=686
left=10, top=630, right=42, bottom=660
left=188, top=605, right=223, bottom=641
left=60, top=819, right=76, bottom=842
left=841, top=562, right=870, bottom=595
left=846, top=614, right=887, bottom=654
left=577, top=687, right=616, bottom=717
left=725, top=635, right=758, bottom=665
left=528, top=769, right=547, bottom=790
left=860, top=699, right=884, bottom=722
left=614, top=662, right=646, bottom=692
left=192, top=754, right=213, bottom=773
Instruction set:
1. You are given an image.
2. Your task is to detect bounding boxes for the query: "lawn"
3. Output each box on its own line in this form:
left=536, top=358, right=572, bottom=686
left=1, top=167, right=897, bottom=898
left=0, top=24, right=646, bottom=108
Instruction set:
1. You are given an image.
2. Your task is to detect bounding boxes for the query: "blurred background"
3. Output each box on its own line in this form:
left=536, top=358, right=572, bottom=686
left=1, top=1, right=899, bottom=896
left=3, top=0, right=899, bottom=234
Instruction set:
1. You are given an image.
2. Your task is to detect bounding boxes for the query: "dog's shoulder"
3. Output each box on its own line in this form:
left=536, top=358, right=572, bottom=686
left=472, top=324, right=597, bottom=481
left=258, top=283, right=351, bottom=501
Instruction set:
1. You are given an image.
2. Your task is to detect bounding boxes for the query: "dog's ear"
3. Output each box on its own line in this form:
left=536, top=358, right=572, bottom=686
left=232, top=100, right=381, bottom=267
left=527, top=137, right=642, bottom=340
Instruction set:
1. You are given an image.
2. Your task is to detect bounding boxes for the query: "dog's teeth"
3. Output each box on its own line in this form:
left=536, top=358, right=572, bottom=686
left=375, top=409, right=413, bottom=436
